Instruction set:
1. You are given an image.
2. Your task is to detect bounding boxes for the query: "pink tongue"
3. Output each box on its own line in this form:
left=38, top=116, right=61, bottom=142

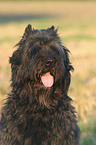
left=41, top=72, right=54, bottom=87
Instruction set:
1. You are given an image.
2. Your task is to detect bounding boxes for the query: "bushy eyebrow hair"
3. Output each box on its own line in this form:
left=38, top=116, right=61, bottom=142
left=31, top=46, right=41, bottom=55
left=50, top=45, right=60, bottom=55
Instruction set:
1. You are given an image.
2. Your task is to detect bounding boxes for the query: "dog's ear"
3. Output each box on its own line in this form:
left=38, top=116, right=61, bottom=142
left=49, top=25, right=55, bottom=31
left=48, top=25, right=58, bottom=33
left=9, top=49, right=22, bottom=65
left=23, top=24, right=32, bottom=38
left=63, top=46, right=74, bottom=72
left=49, top=25, right=59, bottom=34
left=11, top=25, right=32, bottom=65
left=16, top=24, right=32, bottom=46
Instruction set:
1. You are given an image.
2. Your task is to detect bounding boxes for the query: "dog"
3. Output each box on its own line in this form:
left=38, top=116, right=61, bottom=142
left=0, top=25, right=80, bottom=145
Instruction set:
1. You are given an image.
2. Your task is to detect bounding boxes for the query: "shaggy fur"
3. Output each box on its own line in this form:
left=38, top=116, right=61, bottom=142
left=0, top=25, right=80, bottom=145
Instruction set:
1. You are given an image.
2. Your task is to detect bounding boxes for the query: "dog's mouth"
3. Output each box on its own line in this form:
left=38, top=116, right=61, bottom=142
left=40, top=72, right=54, bottom=88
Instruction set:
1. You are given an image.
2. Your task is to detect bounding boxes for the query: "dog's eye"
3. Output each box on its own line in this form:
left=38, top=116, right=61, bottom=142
left=50, top=46, right=59, bottom=55
left=31, top=46, right=41, bottom=56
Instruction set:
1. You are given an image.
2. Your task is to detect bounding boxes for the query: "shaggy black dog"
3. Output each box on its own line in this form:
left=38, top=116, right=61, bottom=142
left=0, top=25, right=80, bottom=145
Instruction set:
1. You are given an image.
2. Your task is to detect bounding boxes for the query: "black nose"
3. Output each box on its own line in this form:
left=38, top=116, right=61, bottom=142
left=45, top=58, right=56, bottom=67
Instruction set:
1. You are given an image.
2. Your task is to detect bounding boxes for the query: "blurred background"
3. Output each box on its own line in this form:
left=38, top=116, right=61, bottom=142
left=0, top=0, right=96, bottom=144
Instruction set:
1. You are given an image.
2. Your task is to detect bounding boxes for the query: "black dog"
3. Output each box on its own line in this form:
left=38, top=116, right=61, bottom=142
left=0, top=25, right=80, bottom=145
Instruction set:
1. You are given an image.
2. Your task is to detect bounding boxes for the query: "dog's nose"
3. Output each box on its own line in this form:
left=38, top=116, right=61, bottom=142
left=45, top=58, right=56, bottom=67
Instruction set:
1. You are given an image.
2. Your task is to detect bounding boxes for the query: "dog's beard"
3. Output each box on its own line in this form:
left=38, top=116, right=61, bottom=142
left=34, top=68, right=56, bottom=108
left=31, top=64, right=64, bottom=109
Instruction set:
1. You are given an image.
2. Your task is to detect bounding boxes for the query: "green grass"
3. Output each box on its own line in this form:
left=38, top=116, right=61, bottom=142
left=79, top=120, right=96, bottom=145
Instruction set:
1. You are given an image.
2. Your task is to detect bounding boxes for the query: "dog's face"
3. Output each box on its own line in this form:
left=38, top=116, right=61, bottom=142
left=25, top=27, right=66, bottom=88
left=10, top=25, right=73, bottom=107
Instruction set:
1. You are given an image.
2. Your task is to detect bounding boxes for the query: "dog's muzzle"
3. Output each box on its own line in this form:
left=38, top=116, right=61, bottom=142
left=39, top=58, right=56, bottom=88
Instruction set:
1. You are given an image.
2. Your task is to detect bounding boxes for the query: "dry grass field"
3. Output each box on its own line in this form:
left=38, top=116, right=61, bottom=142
left=0, top=1, right=96, bottom=144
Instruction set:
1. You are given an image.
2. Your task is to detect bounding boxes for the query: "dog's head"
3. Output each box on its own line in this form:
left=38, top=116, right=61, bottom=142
left=10, top=24, right=73, bottom=106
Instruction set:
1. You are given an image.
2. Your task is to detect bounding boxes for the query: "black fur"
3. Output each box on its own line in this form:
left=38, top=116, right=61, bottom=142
left=0, top=25, right=80, bottom=145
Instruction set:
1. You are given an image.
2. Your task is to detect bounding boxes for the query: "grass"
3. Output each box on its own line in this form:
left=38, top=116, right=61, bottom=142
left=0, top=1, right=96, bottom=144
left=79, top=119, right=96, bottom=145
